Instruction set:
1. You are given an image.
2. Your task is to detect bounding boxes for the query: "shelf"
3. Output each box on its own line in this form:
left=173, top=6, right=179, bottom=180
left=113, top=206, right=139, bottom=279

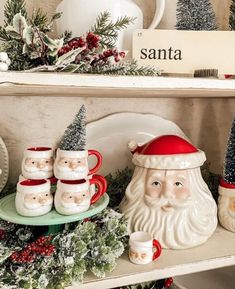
left=0, top=71, right=234, bottom=97
left=68, top=226, right=235, bottom=289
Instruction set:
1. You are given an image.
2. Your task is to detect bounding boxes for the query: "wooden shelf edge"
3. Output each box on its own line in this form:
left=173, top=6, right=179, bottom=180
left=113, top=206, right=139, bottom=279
left=0, top=72, right=234, bottom=98
left=69, top=255, right=235, bottom=289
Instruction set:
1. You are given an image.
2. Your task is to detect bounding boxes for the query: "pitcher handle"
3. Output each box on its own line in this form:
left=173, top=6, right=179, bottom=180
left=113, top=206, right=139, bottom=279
left=148, top=0, right=166, bottom=29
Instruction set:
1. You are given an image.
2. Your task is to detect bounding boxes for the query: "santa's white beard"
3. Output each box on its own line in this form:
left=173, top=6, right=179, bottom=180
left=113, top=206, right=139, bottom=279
left=15, top=194, right=53, bottom=217
left=218, top=196, right=235, bottom=232
left=120, top=167, right=218, bottom=249
left=22, top=165, right=53, bottom=179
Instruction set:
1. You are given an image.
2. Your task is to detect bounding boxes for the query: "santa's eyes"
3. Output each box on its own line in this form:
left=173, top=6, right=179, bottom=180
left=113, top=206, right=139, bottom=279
left=152, top=181, right=161, bottom=187
left=175, top=182, right=183, bottom=187
left=45, top=194, right=49, bottom=197
left=31, top=161, right=35, bottom=164
left=64, top=161, right=68, bottom=164
left=33, top=197, right=36, bottom=200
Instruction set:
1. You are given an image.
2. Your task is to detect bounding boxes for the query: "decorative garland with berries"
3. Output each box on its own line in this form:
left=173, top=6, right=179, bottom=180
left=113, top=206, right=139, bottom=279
left=0, top=163, right=220, bottom=289
left=0, top=209, right=128, bottom=289
left=0, top=0, right=160, bottom=76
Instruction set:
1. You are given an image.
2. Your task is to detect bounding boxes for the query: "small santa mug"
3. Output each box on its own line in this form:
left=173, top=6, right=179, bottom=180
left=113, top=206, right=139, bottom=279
left=15, top=179, right=53, bottom=217
left=21, top=147, right=54, bottom=180
left=54, top=149, right=102, bottom=180
left=129, top=231, right=162, bottom=265
left=54, top=175, right=107, bottom=215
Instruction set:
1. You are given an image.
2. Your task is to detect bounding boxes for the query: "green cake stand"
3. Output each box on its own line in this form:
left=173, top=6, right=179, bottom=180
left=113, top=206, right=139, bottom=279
left=0, top=193, right=109, bottom=234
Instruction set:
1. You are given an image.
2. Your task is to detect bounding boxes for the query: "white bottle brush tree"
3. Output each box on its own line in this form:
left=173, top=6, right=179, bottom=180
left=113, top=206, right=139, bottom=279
left=59, top=105, right=86, bottom=151
left=176, top=0, right=217, bottom=30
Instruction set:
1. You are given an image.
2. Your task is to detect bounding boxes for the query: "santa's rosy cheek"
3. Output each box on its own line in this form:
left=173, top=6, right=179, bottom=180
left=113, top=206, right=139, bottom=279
left=229, top=199, right=235, bottom=211
left=175, top=188, right=190, bottom=199
left=146, top=185, right=162, bottom=198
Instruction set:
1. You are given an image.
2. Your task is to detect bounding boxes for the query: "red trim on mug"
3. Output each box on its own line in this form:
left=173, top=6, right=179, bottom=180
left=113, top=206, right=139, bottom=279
left=60, top=179, right=86, bottom=185
left=20, top=179, right=47, bottom=186
left=27, top=147, right=52, bottom=151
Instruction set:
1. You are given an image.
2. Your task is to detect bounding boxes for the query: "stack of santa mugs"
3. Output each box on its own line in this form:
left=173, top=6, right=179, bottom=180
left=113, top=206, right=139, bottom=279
left=16, top=146, right=107, bottom=217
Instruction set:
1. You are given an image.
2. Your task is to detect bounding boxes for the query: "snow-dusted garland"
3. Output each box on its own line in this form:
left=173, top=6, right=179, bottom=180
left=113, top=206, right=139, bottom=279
left=0, top=209, right=128, bottom=289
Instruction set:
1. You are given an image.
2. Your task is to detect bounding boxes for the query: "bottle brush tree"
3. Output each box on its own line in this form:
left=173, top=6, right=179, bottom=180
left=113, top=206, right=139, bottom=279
left=176, top=0, right=217, bottom=30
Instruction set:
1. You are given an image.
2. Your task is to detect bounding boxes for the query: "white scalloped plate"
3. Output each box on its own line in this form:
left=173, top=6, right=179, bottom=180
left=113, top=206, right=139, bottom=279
left=0, top=136, right=9, bottom=193
left=87, top=113, right=187, bottom=175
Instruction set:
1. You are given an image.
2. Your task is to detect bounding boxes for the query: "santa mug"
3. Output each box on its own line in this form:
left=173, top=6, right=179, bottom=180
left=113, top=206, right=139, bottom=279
left=15, top=179, right=53, bottom=217
left=21, top=147, right=54, bottom=180
left=54, top=149, right=102, bottom=180
left=129, top=231, right=162, bottom=265
left=54, top=175, right=107, bottom=215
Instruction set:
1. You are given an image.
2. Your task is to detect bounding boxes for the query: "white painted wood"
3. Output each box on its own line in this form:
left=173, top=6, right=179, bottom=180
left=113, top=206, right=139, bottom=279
left=0, top=71, right=234, bottom=90
left=67, top=226, right=235, bottom=289
left=0, top=72, right=234, bottom=98
left=175, top=266, right=235, bottom=289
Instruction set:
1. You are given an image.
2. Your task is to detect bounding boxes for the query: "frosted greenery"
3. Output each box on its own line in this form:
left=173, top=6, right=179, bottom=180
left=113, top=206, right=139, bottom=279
left=58, top=105, right=86, bottom=151
left=176, top=0, right=217, bottom=30
left=0, top=209, right=128, bottom=289
left=224, top=116, right=235, bottom=184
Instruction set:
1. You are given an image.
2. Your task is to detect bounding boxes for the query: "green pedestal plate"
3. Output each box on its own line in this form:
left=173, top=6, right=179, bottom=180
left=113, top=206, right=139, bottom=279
left=0, top=193, right=109, bottom=234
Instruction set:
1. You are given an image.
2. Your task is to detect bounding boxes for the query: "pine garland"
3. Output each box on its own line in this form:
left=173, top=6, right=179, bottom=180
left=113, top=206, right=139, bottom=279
left=90, top=11, right=135, bottom=48
left=176, top=0, right=217, bottom=30
left=229, top=0, right=235, bottom=30
left=0, top=0, right=160, bottom=76
left=0, top=209, right=128, bottom=289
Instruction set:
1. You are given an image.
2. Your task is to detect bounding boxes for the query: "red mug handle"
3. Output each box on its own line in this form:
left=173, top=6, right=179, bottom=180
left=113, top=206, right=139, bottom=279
left=152, top=239, right=162, bottom=261
left=90, top=175, right=107, bottom=205
left=88, top=150, right=102, bottom=175
left=93, top=174, right=107, bottom=195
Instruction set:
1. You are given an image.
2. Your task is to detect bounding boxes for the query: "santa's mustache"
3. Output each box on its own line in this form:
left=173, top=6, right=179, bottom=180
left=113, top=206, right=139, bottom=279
left=24, top=165, right=52, bottom=172
left=144, top=195, right=193, bottom=209
left=57, top=166, right=87, bottom=173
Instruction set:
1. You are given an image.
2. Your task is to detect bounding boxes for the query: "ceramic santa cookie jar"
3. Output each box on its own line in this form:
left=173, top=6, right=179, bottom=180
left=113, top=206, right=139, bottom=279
left=218, top=117, right=235, bottom=233
left=120, top=135, right=218, bottom=249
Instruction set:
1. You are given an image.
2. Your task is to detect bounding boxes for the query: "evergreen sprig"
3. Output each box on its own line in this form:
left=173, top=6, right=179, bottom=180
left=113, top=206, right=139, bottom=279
left=229, top=0, right=235, bottom=30
left=4, top=0, right=27, bottom=26
left=90, top=12, right=135, bottom=48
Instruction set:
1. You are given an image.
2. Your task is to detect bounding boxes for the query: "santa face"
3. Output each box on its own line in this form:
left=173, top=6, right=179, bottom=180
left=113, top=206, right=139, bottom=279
left=120, top=167, right=217, bottom=249
left=54, top=180, right=91, bottom=215
left=57, top=157, right=87, bottom=172
left=218, top=195, right=235, bottom=232
left=22, top=157, right=54, bottom=179
left=54, top=153, right=89, bottom=180
left=145, top=169, right=190, bottom=212
left=15, top=190, right=53, bottom=216
left=21, top=147, right=54, bottom=179
left=129, top=248, right=153, bottom=265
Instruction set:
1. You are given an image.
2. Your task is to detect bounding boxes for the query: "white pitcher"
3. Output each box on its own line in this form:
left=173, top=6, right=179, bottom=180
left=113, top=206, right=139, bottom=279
left=56, top=0, right=165, bottom=54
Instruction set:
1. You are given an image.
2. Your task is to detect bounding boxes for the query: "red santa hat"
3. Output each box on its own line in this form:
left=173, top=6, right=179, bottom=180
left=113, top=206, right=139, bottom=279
left=128, top=135, right=206, bottom=170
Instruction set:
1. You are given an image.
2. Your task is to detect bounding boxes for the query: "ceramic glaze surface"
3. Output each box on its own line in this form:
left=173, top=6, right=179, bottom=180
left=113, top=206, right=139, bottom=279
left=21, top=147, right=54, bottom=179
left=54, top=149, right=102, bottom=180
left=54, top=176, right=106, bottom=215
left=120, top=136, right=218, bottom=249
left=15, top=180, right=53, bottom=217
left=0, top=136, right=9, bottom=193
left=218, top=186, right=235, bottom=233
left=129, top=231, right=161, bottom=265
